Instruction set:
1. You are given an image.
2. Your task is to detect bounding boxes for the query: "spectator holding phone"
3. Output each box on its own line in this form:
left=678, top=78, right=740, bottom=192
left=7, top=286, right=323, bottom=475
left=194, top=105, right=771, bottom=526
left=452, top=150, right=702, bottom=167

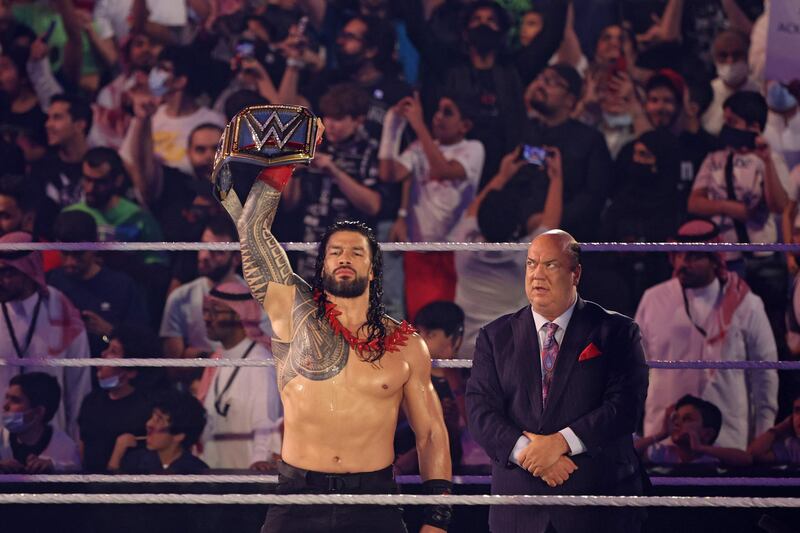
left=510, top=64, right=611, bottom=242
left=380, top=92, right=485, bottom=320
left=449, top=144, right=563, bottom=360
left=688, top=92, right=788, bottom=272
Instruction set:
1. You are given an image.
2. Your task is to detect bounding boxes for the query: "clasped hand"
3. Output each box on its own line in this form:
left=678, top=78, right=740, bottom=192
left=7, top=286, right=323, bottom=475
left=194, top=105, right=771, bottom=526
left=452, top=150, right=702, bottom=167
left=517, top=432, right=577, bottom=487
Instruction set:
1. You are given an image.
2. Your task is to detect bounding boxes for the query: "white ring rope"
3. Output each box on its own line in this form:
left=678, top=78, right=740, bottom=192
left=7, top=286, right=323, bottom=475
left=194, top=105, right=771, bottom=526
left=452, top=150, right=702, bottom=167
left=1, top=358, right=798, bottom=370
left=0, top=493, right=798, bottom=507
left=1, top=241, right=799, bottom=253
left=0, top=474, right=798, bottom=487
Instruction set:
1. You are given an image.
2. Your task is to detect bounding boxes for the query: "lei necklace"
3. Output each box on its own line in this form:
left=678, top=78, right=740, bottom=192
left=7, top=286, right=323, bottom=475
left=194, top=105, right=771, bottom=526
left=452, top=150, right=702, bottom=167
left=314, top=291, right=416, bottom=353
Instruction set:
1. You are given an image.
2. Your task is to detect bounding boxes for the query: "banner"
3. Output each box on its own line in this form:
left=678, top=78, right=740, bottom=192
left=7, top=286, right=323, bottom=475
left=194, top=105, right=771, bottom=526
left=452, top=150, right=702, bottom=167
left=765, top=0, right=800, bottom=83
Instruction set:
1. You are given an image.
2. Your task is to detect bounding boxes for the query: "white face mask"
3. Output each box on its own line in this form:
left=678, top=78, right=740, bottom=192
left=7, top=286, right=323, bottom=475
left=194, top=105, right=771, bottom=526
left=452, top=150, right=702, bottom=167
left=2, top=411, right=33, bottom=433
left=716, top=61, right=749, bottom=87
left=148, top=67, right=171, bottom=97
left=98, top=374, right=121, bottom=390
left=603, top=112, right=633, bottom=129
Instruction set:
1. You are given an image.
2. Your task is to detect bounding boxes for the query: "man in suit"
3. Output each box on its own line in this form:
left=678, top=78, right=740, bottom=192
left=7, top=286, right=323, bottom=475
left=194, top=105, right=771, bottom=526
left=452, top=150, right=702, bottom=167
left=466, top=230, right=649, bottom=533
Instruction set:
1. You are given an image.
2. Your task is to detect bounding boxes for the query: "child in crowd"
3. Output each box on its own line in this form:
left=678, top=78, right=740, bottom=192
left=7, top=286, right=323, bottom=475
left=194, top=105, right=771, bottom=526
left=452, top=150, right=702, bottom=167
left=395, top=301, right=465, bottom=473
left=108, top=390, right=209, bottom=474
left=380, top=92, right=485, bottom=320
left=636, top=394, right=752, bottom=466
left=0, top=372, right=80, bottom=473
left=748, top=393, right=800, bottom=464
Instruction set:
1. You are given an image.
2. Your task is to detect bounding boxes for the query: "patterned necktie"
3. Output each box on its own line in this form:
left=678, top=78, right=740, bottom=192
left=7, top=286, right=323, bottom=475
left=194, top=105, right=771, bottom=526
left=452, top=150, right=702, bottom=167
left=541, top=322, right=560, bottom=406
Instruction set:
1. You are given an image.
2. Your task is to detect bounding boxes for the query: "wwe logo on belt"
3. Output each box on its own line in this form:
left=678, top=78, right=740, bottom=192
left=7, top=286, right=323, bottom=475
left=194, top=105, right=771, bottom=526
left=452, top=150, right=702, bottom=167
left=244, top=110, right=305, bottom=151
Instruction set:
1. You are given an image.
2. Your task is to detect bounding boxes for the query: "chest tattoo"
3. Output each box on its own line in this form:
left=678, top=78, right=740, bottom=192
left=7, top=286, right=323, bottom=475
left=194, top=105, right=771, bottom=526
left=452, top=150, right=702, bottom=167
left=272, top=287, right=349, bottom=390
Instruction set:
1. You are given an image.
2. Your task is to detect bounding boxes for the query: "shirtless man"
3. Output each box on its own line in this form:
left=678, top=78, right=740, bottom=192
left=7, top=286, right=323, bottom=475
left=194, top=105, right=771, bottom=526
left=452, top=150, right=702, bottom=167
left=214, top=108, right=452, bottom=533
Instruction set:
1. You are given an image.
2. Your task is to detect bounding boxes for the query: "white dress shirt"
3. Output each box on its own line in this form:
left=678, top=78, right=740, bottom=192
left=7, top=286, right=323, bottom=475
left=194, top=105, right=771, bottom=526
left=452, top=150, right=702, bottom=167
left=509, top=297, right=587, bottom=466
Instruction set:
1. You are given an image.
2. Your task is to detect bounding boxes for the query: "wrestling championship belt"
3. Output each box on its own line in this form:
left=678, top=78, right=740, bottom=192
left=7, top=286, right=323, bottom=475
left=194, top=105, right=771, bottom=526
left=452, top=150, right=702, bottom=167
left=210, top=104, right=322, bottom=217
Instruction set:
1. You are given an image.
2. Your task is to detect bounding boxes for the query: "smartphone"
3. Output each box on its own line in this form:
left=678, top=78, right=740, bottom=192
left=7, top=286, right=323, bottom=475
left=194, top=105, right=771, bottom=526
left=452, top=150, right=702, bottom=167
left=235, top=39, right=256, bottom=59
left=521, top=145, right=547, bottom=167
left=612, top=54, right=627, bottom=75
left=42, top=20, right=57, bottom=43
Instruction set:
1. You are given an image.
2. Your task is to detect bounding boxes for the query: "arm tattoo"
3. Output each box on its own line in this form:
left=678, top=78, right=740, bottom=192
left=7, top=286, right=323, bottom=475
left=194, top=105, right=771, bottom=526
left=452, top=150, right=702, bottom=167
left=271, top=286, right=349, bottom=391
left=238, top=180, right=296, bottom=304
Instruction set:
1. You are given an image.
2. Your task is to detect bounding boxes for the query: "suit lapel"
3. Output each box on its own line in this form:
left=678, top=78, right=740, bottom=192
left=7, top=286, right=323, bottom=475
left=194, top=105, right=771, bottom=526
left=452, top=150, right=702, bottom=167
left=542, top=298, right=591, bottom=424
left=512, top=306, right=543, bottom=421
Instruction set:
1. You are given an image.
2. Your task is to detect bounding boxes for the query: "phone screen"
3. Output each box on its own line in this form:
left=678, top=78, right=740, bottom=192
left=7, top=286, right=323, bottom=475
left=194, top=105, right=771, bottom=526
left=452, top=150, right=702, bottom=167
left=522, top=145, right=547, bottom=167
left=235, top=41, right=256, bottom=58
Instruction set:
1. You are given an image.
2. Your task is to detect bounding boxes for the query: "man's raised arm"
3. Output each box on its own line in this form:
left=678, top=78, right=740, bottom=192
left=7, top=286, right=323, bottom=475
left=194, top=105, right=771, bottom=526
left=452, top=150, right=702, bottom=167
left=210, top=106, right=322, bottom=338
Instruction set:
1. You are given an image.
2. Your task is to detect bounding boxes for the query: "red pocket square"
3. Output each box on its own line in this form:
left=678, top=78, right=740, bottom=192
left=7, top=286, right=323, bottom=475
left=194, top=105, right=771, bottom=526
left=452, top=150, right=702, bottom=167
left=578, top=343, right=602, bottom=362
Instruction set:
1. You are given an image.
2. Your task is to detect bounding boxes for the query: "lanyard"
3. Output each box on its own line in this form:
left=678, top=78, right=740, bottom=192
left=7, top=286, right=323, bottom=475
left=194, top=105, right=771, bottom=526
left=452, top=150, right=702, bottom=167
left=2, top=293, right=44, bottom=365
left=682, top=288, right=708, bottom=338
left=214, top=341, right=256, bottom=417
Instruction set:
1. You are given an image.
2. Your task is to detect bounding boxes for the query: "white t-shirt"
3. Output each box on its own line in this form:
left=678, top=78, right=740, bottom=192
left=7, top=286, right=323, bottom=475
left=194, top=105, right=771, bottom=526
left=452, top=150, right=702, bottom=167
left=0, top=426, right=81, bottom=472
left=398, top=138, right=485, bottom=242
left=93, top=0, right=188, bottom=41
left=449, top=216, right=535, bottom=359
left=122, top=105, right=226, bottom=175
left=765, top=110, right=800, bottom=173
left=702, top=77, right=762, bottom=135
left=691, top=149, right=776, bottom=258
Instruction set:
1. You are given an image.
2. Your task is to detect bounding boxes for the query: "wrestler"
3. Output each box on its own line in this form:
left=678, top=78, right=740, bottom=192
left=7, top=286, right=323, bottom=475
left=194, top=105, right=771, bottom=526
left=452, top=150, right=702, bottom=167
left=213, top=107, right=452, bottom=533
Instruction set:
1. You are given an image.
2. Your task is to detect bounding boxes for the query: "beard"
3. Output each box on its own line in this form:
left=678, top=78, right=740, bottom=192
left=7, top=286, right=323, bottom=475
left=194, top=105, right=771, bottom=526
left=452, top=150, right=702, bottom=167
left=201, top=258, right=234, bottom=283
left=323, top=270, right=369, bottom=298
left=529, top=97, right=554, bottom=117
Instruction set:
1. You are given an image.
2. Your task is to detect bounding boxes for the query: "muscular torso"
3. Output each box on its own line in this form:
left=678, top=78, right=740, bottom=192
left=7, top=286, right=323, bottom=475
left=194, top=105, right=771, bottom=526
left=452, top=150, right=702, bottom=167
left=271, top=281, right=412, bottom=473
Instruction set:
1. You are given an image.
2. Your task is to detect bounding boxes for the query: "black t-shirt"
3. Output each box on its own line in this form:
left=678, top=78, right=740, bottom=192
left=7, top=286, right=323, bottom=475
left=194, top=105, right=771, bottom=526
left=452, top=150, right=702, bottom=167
left=77, top=388, right=154, bottom=472
left=120, top=448, right=209, bottom=474
left=678, top=128, right=719, bottom=205
left=47, top=267, right=149, bottom=356
left=29, top=148, right=83, bottom=238
left=508, top=118, right=612, bottom=241
left=10, top=425, right=53, bottom=464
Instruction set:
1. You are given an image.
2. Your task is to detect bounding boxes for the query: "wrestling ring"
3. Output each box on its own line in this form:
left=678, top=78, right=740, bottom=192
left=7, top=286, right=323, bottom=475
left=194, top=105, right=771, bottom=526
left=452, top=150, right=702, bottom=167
left=1, top=239, right=799, bottom=533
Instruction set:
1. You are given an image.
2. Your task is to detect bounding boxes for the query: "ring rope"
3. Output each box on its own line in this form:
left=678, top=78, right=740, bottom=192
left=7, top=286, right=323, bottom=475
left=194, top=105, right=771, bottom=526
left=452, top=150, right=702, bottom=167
left=0, top=493, right=798, bottom=507
left=1, top=242, right=799, bottom=253
left=0, top=358, right=797, bottom=370
left=0, top=474, right=798, bottom=487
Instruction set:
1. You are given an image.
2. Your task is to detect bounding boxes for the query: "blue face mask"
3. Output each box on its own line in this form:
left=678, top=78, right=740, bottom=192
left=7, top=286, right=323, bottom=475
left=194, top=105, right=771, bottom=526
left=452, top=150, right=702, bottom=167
left=148, top=67, right=171, bottom=97
left=766, top=83, right=798, bottom=113
left=603, top=112, right=633, bottom=129
left=2, top=411, right=32, bottom=433
left=98, top=374, right=121, bottom=390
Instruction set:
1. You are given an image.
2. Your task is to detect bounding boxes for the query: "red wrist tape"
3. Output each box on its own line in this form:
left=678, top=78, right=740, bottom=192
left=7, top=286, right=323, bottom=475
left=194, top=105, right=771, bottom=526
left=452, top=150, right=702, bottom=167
left=257, top=166, right=295, bottom=191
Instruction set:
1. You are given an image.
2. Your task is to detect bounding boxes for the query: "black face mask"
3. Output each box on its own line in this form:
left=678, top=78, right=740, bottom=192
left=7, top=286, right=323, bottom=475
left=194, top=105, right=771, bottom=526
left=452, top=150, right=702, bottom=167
left=718, top=125, right=757, bottom=151
left=338, top=48, right=365, bottom=72
left=629, top=161, right=656, bottom=181
left=466, top=25, right=504, bottom=55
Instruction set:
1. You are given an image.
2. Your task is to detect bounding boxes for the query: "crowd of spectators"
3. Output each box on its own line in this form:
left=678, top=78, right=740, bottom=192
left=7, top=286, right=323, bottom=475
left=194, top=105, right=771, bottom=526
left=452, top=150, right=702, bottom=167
left=1, top=0, right=800, bottom=476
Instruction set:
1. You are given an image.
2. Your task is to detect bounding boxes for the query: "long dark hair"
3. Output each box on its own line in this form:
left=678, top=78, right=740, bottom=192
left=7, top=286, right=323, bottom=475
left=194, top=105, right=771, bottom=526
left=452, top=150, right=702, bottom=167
left=311, top=221, right=387, bottom=363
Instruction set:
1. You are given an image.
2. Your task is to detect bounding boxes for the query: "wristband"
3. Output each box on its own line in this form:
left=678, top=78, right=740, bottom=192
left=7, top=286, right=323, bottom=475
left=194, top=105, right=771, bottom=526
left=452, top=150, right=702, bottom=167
left=422, top=479, right=453, bottom=531
left=210, top=104, right=321, bottom=207
left=286, top=57, right=306, bottom=69
left=257, top=165, right=295, bottom=191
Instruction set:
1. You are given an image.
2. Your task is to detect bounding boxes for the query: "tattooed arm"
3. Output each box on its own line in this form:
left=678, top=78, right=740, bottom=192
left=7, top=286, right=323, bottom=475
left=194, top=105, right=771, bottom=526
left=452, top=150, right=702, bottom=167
left=234, top=167, right=310, bottom=341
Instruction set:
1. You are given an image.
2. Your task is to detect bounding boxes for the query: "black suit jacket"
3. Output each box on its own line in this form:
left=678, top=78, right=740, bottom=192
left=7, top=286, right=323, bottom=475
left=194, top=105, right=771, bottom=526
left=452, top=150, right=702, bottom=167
left=466, top=298, right=649, bottom=533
